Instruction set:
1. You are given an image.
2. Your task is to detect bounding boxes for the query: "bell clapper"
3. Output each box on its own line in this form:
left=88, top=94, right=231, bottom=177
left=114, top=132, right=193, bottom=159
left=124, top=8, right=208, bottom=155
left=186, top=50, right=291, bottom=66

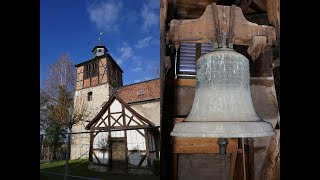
left=217, top=138, right=229, bottom=155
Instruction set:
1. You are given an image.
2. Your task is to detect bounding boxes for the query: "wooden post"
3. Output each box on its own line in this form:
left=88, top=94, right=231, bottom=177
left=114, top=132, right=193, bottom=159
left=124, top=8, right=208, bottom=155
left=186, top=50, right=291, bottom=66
left=89, top=130, right=94, bottom=162
left=145, top=130, right=151, bottom=167
left=172, top=153, right=177, bottom=180
left=196, top=43, right=201, bottom=60
left=229, top=151, right=238, bottom=180
left=172, top=137, right=238, bottom=180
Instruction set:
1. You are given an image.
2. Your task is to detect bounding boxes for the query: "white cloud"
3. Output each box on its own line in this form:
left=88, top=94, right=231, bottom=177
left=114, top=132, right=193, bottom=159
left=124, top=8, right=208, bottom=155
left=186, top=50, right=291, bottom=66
left=134, top=76, right=152, bottom=83
left=141, top=0, right=159, bottom=31
left=132, top=67, right=142, bottom=72
left=135, top=36, right=158, bottom=49
left=120, top=11, right=138, bottom=24
left=87, top=0, right=123, bottom=31
left=116, top=43, right=134, bottom=65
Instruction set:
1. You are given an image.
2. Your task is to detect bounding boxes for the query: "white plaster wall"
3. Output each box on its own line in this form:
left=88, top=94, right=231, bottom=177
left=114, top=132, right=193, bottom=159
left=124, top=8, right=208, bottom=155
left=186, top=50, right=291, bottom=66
left=127, top=130, right=147, bottom=166
left=127, top=130, right=146, bottom=150
left=130, top=101, right=160, bottom=126
left=71, top=122, right=90, bottom=159
left=92, top=132, right=109, bottom=164
left=74, top=83, right=111, bottom=121
left=71, top=83, right=111, bottom=160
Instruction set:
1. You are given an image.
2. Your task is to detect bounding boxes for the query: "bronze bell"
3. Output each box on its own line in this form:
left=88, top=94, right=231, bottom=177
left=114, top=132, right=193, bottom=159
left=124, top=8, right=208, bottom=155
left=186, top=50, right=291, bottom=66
left=171, top=34, right=275, bottom=138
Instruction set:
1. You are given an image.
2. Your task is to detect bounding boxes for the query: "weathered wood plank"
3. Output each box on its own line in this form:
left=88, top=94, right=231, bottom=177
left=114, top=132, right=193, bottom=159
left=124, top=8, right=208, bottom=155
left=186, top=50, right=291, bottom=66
left=89, top=131, right=94, bottom=162
left=247, top=36, right=266, bottom=61
left=174, top=78, right=196, bottom=86
left=229, top=151, right=238, bottom=180
left=251, top=0, right=267, bottom=12
left=172, top=137, right=238, bottom=154
left=92, top=125, right=152, bottom=131
left=169, top=4, right=276, bottom=60
left=138, top=154, right=147, bottom=166
left=267, top=0, right=280, bottom=38
left=173, top=153, right=177, bottom=180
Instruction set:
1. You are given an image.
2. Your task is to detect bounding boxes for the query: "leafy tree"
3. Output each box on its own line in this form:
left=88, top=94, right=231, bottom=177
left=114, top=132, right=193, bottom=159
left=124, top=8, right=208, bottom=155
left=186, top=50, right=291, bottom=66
left=43, top=118, right=66, bottom=160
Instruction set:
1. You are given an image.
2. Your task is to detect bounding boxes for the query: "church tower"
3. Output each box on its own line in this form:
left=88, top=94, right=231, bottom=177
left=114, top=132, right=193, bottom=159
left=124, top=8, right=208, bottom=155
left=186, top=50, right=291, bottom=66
left=71, top=39, right=123, bottom=159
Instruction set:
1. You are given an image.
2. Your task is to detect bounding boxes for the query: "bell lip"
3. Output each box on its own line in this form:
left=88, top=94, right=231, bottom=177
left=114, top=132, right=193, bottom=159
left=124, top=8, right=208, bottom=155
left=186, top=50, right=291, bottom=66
left=184, top=115, right=262, bottom=122
left=170, top=121, right=276, bottom=138
left=170, top=131, right=276, bottom=138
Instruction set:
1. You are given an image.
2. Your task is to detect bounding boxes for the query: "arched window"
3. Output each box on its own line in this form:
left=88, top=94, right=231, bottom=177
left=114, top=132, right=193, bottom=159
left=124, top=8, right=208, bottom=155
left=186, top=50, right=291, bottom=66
left=88, top=92, right=93, bottom=101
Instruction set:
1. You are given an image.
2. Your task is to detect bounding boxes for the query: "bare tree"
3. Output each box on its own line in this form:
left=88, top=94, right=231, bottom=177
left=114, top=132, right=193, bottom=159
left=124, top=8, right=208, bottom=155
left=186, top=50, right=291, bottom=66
left=41, top=54, right=89, bottom=179
left=43, top=54, right=75, bottom=101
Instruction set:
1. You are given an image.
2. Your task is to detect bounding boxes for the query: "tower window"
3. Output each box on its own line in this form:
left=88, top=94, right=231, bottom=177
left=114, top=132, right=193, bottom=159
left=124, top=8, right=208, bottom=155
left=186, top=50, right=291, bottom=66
left=84, top=61, right=99, bottom=79
left=88, top=92, right=93, bottom=101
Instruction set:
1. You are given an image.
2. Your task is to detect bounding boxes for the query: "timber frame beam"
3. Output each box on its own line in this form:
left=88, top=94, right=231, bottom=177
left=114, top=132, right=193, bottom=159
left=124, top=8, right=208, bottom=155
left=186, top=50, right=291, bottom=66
left=168, top=3, right=276, bottom=61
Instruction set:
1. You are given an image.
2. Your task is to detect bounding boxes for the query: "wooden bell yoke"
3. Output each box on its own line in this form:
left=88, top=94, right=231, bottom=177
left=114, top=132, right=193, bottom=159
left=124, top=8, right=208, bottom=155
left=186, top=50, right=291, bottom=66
left=168, top=3, right=276, bottom=61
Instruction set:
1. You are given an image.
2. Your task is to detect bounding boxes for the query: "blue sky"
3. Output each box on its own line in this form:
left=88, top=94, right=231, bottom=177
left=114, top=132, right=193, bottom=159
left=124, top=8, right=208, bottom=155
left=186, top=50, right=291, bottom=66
left=40, top=0, right=159, bottom=86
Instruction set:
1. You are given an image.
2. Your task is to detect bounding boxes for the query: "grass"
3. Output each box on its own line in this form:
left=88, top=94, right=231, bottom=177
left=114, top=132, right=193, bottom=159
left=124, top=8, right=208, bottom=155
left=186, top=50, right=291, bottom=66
left=40, top=159, right=160, bottom=180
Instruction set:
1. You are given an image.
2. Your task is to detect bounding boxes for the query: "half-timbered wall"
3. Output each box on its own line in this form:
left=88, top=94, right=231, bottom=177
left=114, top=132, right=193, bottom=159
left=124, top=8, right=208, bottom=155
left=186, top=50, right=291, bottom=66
left=92, top=131, right=109, bottom=164
left=76, top=58, right=108, bottom=90
left=107, top=61, right=123, bottom=88
left=75, top=56, right=122, bottom=91
left=87, top=97, right=156, bottom=169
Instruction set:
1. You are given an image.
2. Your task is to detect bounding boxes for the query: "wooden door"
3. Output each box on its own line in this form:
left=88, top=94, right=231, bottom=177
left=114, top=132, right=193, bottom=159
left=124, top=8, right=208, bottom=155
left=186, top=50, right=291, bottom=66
left=111, top=140, right=127, bottom=171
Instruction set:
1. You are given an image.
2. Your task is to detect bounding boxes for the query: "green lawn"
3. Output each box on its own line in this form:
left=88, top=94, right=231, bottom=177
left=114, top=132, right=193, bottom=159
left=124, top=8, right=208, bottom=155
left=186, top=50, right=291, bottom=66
left=40, top=159, right=160, bottom=180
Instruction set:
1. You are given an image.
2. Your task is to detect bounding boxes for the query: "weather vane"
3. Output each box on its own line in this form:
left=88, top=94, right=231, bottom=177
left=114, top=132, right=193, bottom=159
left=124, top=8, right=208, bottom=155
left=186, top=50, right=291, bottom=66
left=98, top=32, right=103, bottom=45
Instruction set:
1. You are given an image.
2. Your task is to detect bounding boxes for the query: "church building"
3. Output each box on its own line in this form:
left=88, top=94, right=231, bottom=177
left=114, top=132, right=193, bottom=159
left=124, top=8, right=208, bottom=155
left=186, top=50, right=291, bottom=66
left=70, top=42, right=160, bottom=171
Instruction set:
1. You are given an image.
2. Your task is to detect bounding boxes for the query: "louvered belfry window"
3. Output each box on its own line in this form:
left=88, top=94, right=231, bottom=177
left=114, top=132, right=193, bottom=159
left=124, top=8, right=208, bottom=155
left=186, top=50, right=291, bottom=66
left=84, top=61, right=99, bottom=79
left=177, top=42, right=213, bottom=76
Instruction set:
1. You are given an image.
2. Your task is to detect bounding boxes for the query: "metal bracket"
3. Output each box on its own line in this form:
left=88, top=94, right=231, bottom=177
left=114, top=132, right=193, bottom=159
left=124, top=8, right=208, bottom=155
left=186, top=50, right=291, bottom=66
left=228, top=5, right=236, bottom=48
left=212, top=3, right=221, bottom=45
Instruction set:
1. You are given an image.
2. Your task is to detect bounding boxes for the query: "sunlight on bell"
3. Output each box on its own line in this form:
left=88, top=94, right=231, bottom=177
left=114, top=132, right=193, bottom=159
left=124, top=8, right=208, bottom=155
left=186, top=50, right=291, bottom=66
left=170, top=38, right=275, bottom=138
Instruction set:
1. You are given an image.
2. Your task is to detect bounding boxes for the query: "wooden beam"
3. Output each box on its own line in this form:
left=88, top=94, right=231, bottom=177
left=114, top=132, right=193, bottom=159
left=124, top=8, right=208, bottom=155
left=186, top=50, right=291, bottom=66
left=229, top=151, right=238, bottom=180
left=138, top=154, right=147, bottom=166
left=196, top=43, right=201, bottom=60
left=136, top=129, right=145, bottom=137
left=169, top=4, right=276, bottom=60
left=145, top=130, right=152, bottom=167
left=247, top=36, right=267, bottom=61
left=173, top=153, right=177, bottom=180
left=251, top=0, right=267, bottom=12
left=174, top=78, right=196, bottom=87
left=175, top=0, right=215, bottom=19
left=267, top=0, right=280, bottom=38
left=172, top=137, right=238, bottom=154
left=122, top=104, right=128, bottom=170
left=89, top=131, right=94, bottom=162
left=108, top=107, right=111, bottom=131
left=111, top=115, right=123, bottom=126
left=93, top=125, right=152, bottom=131
left=92, top=150, right=101, bottom=164
left=246, top=138, right=255, bottom=180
